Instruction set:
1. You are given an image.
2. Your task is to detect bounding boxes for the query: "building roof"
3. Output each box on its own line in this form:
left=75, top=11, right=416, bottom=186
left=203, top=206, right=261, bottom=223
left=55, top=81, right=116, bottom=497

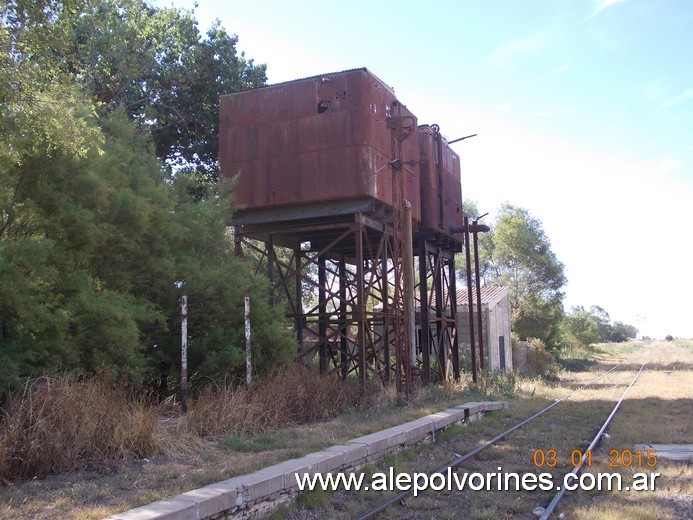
left=457, top=286, right=509, bottom=307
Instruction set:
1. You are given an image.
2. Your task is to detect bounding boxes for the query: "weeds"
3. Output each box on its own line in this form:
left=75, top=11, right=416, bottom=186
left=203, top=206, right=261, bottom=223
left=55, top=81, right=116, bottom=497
left=182, top=362, right=364, bottom=437
left=477, top=370, right=518, bottom=397
left=0, top=377, right=159, bottom=481
left=0, top=363, right=367, bottom=483
left=515, top=338, right=560, bottom=379
left=224, top=433, right=288, bottom=452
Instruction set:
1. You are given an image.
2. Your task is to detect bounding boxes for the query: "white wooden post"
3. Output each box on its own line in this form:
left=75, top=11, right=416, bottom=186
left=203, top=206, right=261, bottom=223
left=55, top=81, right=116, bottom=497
left=180, top=293, right=188, bottom=413
left=245, top=294, right=252, bottom=385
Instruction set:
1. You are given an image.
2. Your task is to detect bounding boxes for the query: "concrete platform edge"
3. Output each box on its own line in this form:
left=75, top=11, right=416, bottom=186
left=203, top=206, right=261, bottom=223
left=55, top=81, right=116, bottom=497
left=105, top=400, right=508, bottom=520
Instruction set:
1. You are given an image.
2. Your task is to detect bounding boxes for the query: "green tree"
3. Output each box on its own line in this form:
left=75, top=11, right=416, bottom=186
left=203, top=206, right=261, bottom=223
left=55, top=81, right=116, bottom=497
left=457, top=199, right=494, bottom=287
left=1, top=108, right=295, bottom=397
left=1, top=1, right=289, bottom=397
left=588, top=305, right=614, bottom=342
left=559, top=304, right=639, bottom=347
left=560, top=306, right=601, bottom=349
left=610, top=321, right=638, bottom=343
left=2, top=0, right=266, bottom=181
left=482, top=204, right=567, bottom=348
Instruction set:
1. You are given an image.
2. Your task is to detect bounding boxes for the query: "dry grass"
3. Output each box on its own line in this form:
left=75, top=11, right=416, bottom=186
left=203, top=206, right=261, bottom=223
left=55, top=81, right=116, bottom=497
left=182, top=363, right=365, bottom=437
left=3, top=341, right=689, bottom=520
left=277, top=340, right=692, bottom=520
left=0, top=361, right=513, bottom=519
left=0, top=364, right=368, bottom=485
left=565, top=340, right=693, bottom=520
left=0, top=377, right=160, bottom=481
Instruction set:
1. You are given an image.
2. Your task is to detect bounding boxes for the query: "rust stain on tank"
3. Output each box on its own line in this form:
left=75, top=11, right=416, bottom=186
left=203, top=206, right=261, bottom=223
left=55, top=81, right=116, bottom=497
left=220, top=68, right=421, bottom=222
left=417, top=125, right=464, bottom=236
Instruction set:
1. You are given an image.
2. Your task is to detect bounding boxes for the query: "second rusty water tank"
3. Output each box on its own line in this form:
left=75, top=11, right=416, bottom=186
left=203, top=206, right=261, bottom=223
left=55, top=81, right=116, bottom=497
left=417, top=125, right=463, bottom=237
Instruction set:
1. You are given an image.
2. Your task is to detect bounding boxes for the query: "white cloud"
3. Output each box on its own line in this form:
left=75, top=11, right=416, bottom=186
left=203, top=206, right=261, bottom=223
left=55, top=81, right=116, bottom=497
left=638, top=157, right=684, bottom=176
left=539, top=62, right=572, bottom=79
left=661, top=88, right=693, bottom=108
left=534, top=106, right=578, bottom=118
left=591, top=0, right=629, bottom=18
left=488, top=33, right=549, bottom=70
left=427, top=101, right=693, bottom=339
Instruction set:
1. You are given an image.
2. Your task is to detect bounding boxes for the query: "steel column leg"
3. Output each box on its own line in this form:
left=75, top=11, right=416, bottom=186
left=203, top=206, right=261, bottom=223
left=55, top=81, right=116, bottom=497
left=318, top=254, right=328, bottom=374
left=448, top=254, right=460, bottom=381
left=339, top=255, right=348, bottom=380
left=355, top=221, right=367, bottom=388
left=419, top=241, right=431, bottom=385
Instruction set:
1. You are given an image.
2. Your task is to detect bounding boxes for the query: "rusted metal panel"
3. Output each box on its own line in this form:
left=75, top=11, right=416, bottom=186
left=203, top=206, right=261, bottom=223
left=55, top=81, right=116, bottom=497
left=442, top=143, right=464, bottom=231
left=416, top=125, right=463, bottom=236
left=220, top=68, right=420, bottom=222
left=417, top=125, right=438, bottom=231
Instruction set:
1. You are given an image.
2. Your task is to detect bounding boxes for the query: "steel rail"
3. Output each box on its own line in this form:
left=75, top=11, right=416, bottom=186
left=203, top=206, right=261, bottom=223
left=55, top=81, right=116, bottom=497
left=539, top=362, right=646, bottom=519
left=354, top=363, right=623, bottom=520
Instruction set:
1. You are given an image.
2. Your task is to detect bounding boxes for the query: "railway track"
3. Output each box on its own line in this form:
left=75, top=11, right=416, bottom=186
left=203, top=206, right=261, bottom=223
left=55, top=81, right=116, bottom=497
left=353, top=362, right=650, bottom=520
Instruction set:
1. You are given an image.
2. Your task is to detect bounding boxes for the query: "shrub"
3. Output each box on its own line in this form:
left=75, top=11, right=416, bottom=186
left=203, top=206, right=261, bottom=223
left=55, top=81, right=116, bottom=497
left=0, top=365, right=374, bottom=482
left=478, top=371, right=518, bottom=397
left=182, top=362, right=364, bottom=437
left=514, top=338, right=559, bottom=379
left=0, top=377, right=159, bottom=481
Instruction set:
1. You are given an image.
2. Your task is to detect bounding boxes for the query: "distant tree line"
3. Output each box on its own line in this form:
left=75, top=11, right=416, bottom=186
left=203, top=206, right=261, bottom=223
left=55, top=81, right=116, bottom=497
left=462, top=202, right=638, bottom=351
left=560, top=305, right=638, bottom=349
left=0, top=0, right=294, bottom=400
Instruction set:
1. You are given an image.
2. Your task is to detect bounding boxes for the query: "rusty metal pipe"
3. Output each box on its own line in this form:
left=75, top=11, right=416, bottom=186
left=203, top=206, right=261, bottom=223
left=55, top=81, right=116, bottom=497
left=434, top=129, right=445, bottom=230
left=450, top=223, right=489, bottom=234
left=463, top=217, right=477, bottom=383
left=418, top=241, right=430, bottom=385
left=473, top=213, right=488, bottom=371
left=447, top=133, right=477, bottom=145
left=403, top=201, right=417, bottom=376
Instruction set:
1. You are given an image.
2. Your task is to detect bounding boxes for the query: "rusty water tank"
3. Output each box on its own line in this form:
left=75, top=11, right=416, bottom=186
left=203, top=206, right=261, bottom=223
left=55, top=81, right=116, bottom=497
left=417, top=125, right=463, bottom=236
left=219, top=68, right=421, bottom=222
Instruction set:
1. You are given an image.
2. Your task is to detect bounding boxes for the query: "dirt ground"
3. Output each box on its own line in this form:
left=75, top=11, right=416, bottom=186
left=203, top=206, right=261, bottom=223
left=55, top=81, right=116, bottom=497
left=274, top=340, right=693, bottom=519
left=1, top=340, right=690, bottom=520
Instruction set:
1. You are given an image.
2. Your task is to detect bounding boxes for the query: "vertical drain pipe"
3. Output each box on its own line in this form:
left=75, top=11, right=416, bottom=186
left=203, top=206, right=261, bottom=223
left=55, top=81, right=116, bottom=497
left=403, top=201, right=417, bottom=391
left=472, top=214, right=488, bottom=371
left=463, top=217, right=477, bottom=383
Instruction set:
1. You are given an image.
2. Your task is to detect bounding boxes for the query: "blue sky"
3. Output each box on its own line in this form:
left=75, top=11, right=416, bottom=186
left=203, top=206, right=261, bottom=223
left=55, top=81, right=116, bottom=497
left=159, top=0, right=693, bottom=339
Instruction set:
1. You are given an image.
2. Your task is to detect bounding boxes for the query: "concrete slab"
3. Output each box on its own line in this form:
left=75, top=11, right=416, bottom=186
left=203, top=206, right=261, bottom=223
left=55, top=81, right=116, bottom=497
left=323, top=443, right=369, bottom=467
left=272, top=452, right=337, bottom=491
left=464, top=402, right=485, bottom=412
left=312, top=448, right=346, bottom=473
left=106, top=498, right=197, bottom=520
left=633, top=444, right=693, bottom=461
left=383, top=424, right=411, bottom=448
left=267, top=456, right=316, bottom=487
left=469, top=403, right=484, bottom=414
left=347, top=431, right=390, bottom=456
left=432, top=408, right=461, bottom=429
left=402, top=417, right=435, bottom=443
left=109, top=400, right=509, bottom=520
left=237, top=467, right=286, bottom=502
left=176, top=482, right=237, bottom=519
